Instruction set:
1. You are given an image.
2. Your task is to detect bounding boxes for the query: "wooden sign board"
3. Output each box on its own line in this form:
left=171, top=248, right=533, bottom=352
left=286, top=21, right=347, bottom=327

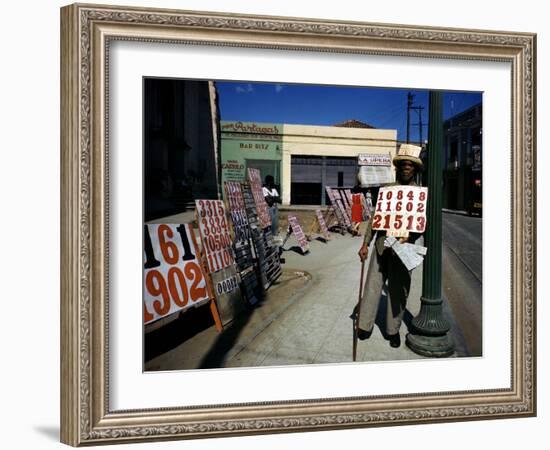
left=143, top=223, right=211, bottom=325
left=325, top=187, right=351, bottom=228
left=247, top=168, right=271, bottom=229
left=287, top=215, right=309, bottom=254
left=210, top=266, right=245, bottom=325
left=243, top=184, right=281, bottom=289
left=196, top=199, right=250, bottom=325
left=372, top=186, right=428, bottom=237
left=224, top=181, right=251, bottom=243
left=224, top=181, right=259, bottom=305
left=315, top=209, right=331, bottom=240
left=195, top=199, right=235, bottom=273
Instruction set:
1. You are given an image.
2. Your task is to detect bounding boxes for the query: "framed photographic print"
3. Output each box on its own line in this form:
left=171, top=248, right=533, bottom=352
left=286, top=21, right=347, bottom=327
left=60, top=3, right=536, bottom=446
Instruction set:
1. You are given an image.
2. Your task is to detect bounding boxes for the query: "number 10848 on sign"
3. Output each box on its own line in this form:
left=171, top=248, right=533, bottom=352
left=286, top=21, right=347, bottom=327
left=372, top=186, right=428, bottom=237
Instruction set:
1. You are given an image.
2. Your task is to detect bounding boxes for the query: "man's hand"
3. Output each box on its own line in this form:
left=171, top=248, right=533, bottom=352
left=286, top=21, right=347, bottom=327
left=358, top=243, right=369, bottom=261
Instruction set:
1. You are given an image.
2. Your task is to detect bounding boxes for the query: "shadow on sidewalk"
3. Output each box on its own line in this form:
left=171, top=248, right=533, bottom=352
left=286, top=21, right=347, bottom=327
left=197, top=300, right=264, bottom=369
left=349, top=293, right=415, bottom=343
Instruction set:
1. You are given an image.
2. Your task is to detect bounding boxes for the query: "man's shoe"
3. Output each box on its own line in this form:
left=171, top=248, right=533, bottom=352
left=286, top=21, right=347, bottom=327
left=389, top=333, right=401, bottom=348
left=357, top=328, right=373, bottom=340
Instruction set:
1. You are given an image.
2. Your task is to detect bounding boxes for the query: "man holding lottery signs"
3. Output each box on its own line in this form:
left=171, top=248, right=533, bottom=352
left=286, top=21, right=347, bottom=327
left=356, top=144, right=427, bottom=349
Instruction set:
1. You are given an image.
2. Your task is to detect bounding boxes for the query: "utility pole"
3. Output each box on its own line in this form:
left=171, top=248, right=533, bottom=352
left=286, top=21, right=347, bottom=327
left=406, top=92, right=413, bottom=143
left=415, top=109, right=424, bottom=146
left=406, top=90, right=455, bottom=357
left=407, top=92, right=425, bottom=145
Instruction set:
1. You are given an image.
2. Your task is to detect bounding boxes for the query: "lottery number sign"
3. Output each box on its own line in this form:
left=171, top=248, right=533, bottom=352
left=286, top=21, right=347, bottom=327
left=372, top=186, right=428, bottom=237
left=224, top=181, right=250, bottom=243
left=315, top=209, right=331, bottom=240
left=143, top=223, right=210, bottom=325
left=247, top=168, right=272, bottom=229
left=288, top=215, right=309, bottom=253
left=195, top=199, right=235, bottom=273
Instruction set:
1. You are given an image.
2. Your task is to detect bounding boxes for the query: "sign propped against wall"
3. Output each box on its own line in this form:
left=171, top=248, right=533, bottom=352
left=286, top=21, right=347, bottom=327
left=357, top=153, right=394, bottom=187
left=285, top=215, right=309, bottom=254
left=242, top=183, right=281, bottom=289
left=209, top=266, right=245, bottom=325
left=247, top=168, right=272, bottom=230
left=224, top=181, right=251, bottom=243
left=195, top=199, right=235, bottom=273
left=325, top=187, right=351, bottom=230
left=143, top=223, right=213, bottom=325
left=372, top=186, right=428, bottom=238
left=223, top=181, right=259, bottom=305
left=195, top=199, right=248, bottom=326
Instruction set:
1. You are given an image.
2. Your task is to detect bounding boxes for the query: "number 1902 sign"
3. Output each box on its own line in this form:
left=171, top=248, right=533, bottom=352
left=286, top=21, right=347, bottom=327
left=143, top=223, right=210, bottom=325
left=372, top=186, right=428, bottom=237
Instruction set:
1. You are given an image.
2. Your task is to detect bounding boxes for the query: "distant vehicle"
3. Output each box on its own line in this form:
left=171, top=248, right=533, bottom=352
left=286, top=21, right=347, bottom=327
left=468, top=177, right=482, bottom=216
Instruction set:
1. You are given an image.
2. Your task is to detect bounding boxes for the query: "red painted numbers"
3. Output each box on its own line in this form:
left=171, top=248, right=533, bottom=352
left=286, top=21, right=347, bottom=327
left=195, top=199, right=235, bottom=273
left=143, top=224, right=209, bottom=324
left=372, top=186, right=428, bottom=237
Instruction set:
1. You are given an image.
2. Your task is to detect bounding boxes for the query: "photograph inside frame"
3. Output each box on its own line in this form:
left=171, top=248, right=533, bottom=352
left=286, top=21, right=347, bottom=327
left=142, top=78, right=482, bottom=371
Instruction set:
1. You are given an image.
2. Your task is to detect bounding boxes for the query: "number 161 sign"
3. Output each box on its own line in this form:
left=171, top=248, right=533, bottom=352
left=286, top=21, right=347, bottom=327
left=372, top=186, right=428, bottom=237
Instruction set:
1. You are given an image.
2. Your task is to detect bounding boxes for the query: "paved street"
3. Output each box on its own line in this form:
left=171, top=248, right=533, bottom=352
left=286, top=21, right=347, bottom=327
left=442, top=211, right=483, bottom=356
left=145, top=211, right=485, bottom=371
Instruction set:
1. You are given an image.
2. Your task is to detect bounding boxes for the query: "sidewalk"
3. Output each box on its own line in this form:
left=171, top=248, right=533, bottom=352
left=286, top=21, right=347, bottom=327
left=145, top=229, right=467, bottom=371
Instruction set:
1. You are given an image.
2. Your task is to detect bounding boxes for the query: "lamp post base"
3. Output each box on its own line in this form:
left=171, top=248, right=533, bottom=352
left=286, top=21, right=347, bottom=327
left=406, top=333, right=455, bottom=358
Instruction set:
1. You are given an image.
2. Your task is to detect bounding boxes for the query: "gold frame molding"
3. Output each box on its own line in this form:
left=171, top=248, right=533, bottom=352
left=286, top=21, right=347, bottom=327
left=60, top=3, right=536, bottom=446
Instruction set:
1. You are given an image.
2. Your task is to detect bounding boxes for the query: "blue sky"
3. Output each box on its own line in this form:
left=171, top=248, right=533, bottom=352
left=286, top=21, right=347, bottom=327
left=216, top=81, right=482, bottom=143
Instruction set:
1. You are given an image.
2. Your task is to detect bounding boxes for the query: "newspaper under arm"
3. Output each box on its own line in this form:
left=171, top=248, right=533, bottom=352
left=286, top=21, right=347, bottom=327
left=383, top=235, right=427, bottom=271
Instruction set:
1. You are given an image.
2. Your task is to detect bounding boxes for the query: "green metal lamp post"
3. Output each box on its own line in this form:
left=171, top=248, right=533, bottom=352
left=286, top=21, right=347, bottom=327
left=406, top=91, right=455, bottom=357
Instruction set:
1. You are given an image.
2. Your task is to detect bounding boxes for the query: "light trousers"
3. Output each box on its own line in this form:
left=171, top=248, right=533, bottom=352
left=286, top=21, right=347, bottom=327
left=358, top=249, right=411, bottom=336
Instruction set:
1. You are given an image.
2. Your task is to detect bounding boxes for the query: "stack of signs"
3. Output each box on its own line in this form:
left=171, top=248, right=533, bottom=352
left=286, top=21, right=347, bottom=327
left=357, top=153, right=394, bottom=187
left=315, top=209, right=331, bottom=240
left=224, top=181, right=251, bottom=243
left=143, top=223, right=213, bottom=327
left=224, top=181, right=259, bottom=305
left=326, top=187, right=351, bottom=229
left=195, top=199, right=244, bottom=325
left=243, top=183, right=281, bottom=289
left=247, top=168, right=271, bottom=230
left=287, top=215, right=309, bottom=254
left=343, top=189, right=354, bottom=218
left=372, top=186, right=428, bottom=237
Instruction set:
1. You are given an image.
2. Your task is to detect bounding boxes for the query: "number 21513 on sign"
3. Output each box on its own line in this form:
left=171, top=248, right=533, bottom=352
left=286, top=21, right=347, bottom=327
left=372, top=186, right=428, bottom=237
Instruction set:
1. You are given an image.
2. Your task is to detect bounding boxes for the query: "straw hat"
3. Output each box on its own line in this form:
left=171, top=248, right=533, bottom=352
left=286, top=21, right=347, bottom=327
left=393, top=144, right=423, bottom=170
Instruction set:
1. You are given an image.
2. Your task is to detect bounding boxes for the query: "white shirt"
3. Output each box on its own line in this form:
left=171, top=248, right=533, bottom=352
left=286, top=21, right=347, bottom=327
left=262, top=186, right=279, bottom=197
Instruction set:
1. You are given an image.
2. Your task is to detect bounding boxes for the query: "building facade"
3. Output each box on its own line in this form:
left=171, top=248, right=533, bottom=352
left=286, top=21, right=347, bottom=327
left=221, top=121, right=398, bottom=206
left=442, top=103, right=482, bottom=212
left=144, top=78, right=220, bottom=221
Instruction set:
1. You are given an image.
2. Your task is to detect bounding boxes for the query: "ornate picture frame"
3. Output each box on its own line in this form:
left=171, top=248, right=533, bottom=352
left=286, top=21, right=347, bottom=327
left=60, top=3, right=536, bottom=446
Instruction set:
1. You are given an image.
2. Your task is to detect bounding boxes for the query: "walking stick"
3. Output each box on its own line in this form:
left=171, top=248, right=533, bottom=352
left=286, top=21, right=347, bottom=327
left=353, top=258, right=366, bottom=362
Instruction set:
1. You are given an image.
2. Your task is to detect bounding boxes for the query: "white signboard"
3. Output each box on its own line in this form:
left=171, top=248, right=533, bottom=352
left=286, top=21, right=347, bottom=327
left=372, top=186, right=428, bottom=237
left=357, top=153, right=394, bottom=187
left=143, top=223, right=210, bottom=324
